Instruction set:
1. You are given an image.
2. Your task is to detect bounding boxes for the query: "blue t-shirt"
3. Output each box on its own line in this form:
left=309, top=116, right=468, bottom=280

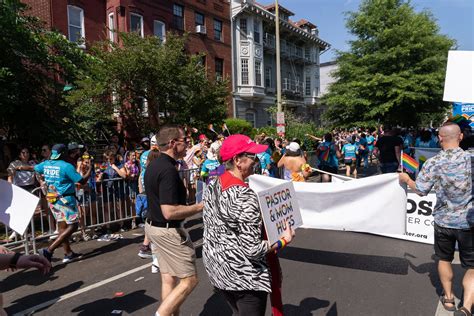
left=358, top=138, right=368, bottom=153
left=35, top=160, right=82, bottom=196
left=257, top=151, right=272, bottom=172
left=139, top=150, right=150, bottom=189
left=415, top=137, right=439, bottom=148
left=366, top=135, right=375, bottom=150
left=342, top=143, right=358, bottom=159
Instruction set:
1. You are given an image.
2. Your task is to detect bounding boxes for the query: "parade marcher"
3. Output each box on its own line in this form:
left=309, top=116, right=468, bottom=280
left=35, top=144, right=92, bottom=264
left=316, top=133, right=341, bottom=182
left=357, top=133, right=369, bottom=169
left=366, top=132, right=376, bottom=163
left=203, top=134, right=295, bottom=316
left=342, top=136, right=358, bottom=178
left=277, top=142, right=311, bottom=182
left=200, top=141, right=221, bottom=180
left=374, top=128, right=403, bottom=173
left=144, top=126, right=204, bottom=316
left=399, top=122, right=473, bottom=316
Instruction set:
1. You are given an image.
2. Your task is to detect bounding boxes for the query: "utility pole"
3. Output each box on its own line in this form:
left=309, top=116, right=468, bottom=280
left=275, top=0, right=285, bottom=137
left=275, top=0, right=282, bottom=113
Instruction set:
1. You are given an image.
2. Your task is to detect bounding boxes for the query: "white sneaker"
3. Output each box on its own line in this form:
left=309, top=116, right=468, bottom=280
left=151, top=255, right=159, bottom=273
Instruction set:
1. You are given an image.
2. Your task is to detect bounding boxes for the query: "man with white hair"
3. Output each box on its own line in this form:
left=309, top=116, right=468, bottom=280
left=399, top=122, right=473, bottom=316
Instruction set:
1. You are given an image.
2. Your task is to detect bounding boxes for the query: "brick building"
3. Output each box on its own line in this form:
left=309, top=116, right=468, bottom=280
left=22, top=0, right=233, bottom=115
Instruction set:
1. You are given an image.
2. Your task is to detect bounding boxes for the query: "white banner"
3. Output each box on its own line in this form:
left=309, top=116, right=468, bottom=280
left=249, top=173, right=406, bottom=236
left=0, top=180, right=39, bottom=235
left=254, top=181, right=303, bottom=244
left=443, top=50, right=474, bottom=104
left=379, top=191, right=435, bottom=244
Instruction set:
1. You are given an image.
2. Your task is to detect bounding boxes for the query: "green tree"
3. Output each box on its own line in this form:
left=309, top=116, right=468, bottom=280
left=67, top=33, right=229, bottom=140
left=322, top=0, right=455, bottom=128
left=0, top=0, right=91, bottom=145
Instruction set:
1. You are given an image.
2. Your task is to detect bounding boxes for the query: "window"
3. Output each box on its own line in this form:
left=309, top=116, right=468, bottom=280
left=304, top=47, right=311, bottom=61
left=265, top=67, right=272, bottom=88
left=239, top=18, right=247, bottom=40
left=195, top=12, right=204, bottom=26
left=305, top=76, right=311, bottom=96
left=245, top=112, right=256, bottom=128
left=241, top=59, right=249, bottom=85
left=173, top=4, right=184, bottom=30
left=154, top=20, right=166, bottom=42
left=253, top=20, right=260, bottom=44
left=198, top=55, right=206, bottom=67
left=215, top=58, right=223, bottom=81
left=67, top=5, right=84, bottom=44
left=108, top=13, right=115, bottom=42
left=255, top=60, right=262, bottom=86
left=130, top=13, right=143, bottom=37
left=214, top=19, right=222, bottom=41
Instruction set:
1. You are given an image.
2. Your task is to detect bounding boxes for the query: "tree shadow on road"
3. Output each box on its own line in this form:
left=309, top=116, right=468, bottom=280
left=70, top=289, right=157, bottom=315
left=5, top=281, right=83, bottom=315
left=283, top=297, right=331, bottom=316
left=279, top=246, right=409, bottom=275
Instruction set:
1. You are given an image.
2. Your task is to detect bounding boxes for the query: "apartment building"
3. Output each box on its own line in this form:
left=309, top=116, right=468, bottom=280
left=23, top=0, right=232, bottom=114
left=230, top=0, right=330, bottom=127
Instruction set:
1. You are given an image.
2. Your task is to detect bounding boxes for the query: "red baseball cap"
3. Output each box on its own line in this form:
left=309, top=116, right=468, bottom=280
left=198, top=134, right=207, bottom=141
left=220, top=134, right=268, bottom=162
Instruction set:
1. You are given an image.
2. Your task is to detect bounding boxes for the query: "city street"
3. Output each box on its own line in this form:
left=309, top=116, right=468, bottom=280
left=1, top=215, right=465, bottom=316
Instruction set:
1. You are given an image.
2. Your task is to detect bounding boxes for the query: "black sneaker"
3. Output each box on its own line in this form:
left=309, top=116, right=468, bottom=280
left=138, top=244, right=152, bottom=259
left=39, top=248, right=53, bottom=263
left=62, top=252, right=82, bottom=263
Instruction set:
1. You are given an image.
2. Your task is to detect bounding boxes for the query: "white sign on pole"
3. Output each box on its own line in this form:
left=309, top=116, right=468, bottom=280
left=0, top=180, right=39, bottom=235
left=254, top=181, right=303, bottom=245
left=276, top=112, right=285, bottom=124
left=443, top=50, right=474, bottom=103
left=276, top=125, right=285, bottom=135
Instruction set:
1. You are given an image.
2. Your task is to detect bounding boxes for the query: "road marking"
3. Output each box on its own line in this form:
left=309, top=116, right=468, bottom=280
left=14, top=262, right=151, bottom=316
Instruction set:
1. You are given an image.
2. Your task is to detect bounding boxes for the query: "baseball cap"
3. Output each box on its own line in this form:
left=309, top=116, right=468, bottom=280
left=198, top=134, right=207, bottom=141
left=68, top=142, right=84, bottom=151
left=50, top=144, right=66, bottom=160
left=150, top=135, right=157, bottom=146
left=140, top=137, right=150, bottom=143
left=286, top=142, right=300, bottom=152
left=220, top=134, right=267, bottom=162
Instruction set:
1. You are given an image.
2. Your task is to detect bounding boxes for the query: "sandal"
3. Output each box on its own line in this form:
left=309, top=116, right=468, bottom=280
left=454, top=307, right=472, bottom=316
left=440, top=295, right=456, bottom=312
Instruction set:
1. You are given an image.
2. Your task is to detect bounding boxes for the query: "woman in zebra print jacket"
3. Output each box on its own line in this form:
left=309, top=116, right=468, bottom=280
left=203, top=134, right=294, bottom=316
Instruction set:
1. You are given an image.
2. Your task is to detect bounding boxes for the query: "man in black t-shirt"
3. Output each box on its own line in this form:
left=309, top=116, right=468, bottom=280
left=144, top=125, right=203, bottom=316
left=375, top=129, right=403, bottom=173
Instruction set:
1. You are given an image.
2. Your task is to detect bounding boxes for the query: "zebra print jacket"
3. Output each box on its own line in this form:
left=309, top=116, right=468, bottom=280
left=203, top=171, right=271, bottom=292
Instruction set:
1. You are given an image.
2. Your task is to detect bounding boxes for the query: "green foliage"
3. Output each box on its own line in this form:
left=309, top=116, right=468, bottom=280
left=322, top=0, right=455, bottom=128
left=224, top=118, right=253, bottom=136
left=67, top=33, right=229, bottom=140
left=0, top=0, right=90, bottom=145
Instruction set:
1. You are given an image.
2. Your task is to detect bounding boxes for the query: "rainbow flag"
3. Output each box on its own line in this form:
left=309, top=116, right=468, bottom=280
left=402, top=152, right=419, bottom=173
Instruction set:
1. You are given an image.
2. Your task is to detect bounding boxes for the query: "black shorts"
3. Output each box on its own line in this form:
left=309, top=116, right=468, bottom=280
left=434, top=223, right=474, bottom=269
left=319, top=165, right=338, bottom=175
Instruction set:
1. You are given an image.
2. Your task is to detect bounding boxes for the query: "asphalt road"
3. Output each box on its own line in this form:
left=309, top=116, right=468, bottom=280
left=1, top=218, right=465, bottom=316
left=1, top=163, right=466, bottom=315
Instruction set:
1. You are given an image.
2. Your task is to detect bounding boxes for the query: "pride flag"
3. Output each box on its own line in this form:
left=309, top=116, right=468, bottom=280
left=402, top=152, right=419, bottom=173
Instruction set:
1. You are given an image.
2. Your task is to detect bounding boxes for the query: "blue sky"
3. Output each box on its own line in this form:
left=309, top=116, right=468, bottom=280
left=277, top=0, right=474, bottom=63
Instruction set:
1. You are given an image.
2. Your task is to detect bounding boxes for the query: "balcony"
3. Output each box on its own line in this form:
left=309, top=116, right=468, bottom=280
left=282, top=78, right=304, bottom=95
left=263, top=33, right=275, bottom=50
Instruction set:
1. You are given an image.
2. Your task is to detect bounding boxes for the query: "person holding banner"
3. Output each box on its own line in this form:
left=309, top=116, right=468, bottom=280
left=203, top=134, right=295, bottom=316
left=399, top=122, right=473, bottom=316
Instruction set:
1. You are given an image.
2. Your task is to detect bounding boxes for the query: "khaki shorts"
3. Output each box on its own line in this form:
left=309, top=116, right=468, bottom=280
left=145, top=223, right=197, bottom=278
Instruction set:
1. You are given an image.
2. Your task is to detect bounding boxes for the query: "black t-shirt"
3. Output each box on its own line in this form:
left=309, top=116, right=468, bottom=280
left=375, top=136, right=403, bottom=163
left=144, top=153, right=186, bottom=224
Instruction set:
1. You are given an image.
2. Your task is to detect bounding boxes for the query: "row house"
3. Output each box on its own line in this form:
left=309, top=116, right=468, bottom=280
left=230, top=0, right=330, bottom=127
left=23, top=0, right=232, bottom=115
